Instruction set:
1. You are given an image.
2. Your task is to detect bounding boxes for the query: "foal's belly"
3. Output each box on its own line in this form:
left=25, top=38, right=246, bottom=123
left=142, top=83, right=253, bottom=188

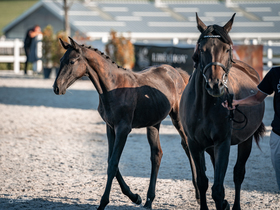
left=132, top=103, right=171, bottom=128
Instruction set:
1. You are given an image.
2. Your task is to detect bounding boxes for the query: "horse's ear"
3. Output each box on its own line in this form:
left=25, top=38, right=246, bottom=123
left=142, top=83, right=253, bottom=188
left=68, top=36, right=80, bottom=51
left=59, top=38, right=70, bottom=50
left=196, top=13, right=207, bottom=33
left=223, top=13, right=236, bottom=33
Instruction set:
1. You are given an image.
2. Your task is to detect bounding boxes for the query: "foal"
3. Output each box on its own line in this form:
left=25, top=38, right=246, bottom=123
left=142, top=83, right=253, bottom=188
left=53, top=37, right=192, bottom=209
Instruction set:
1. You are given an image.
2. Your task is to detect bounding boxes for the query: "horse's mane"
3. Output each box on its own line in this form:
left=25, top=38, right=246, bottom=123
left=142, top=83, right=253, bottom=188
left=81, top=44, right=128, bottom=71
left=197, top=24, right=233, bottom=45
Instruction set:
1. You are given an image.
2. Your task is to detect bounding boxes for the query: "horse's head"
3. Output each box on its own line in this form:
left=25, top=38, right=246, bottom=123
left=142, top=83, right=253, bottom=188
left=194, top=13, right=236, bottom=97
left=53, top=37, right=87, bottom=95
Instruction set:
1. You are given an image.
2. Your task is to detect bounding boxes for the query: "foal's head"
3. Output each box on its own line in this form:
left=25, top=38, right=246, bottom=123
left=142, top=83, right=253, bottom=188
left=194, top=13, right=236, bottom=97
left=53, top=37, right=88, bottom=95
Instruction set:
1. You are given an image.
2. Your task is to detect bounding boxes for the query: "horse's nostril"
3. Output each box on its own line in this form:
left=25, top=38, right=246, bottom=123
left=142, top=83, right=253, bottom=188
left=54, top=86, right=59, bottom=94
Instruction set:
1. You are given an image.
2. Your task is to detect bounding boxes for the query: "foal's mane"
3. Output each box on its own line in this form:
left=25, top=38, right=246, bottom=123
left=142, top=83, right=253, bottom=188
left=79, top=44, right=128, bottom=70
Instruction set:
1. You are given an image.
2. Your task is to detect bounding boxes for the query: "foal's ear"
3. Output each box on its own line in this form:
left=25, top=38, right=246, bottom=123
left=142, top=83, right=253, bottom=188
left=196, top=13, right=207, bottom=33
left=68, top=36, right=80, bottom=51
left=223, top=13, right=236, bottom=33
left=59, top=38, right=70, bottom=50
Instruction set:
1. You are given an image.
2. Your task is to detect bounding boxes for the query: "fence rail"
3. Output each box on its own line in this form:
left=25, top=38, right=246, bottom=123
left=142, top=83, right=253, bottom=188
left=0, top=38, right=279, bottom=73
left=0, top=39, right=26, bottom=73
left=0, top=35, right=43, bottom=73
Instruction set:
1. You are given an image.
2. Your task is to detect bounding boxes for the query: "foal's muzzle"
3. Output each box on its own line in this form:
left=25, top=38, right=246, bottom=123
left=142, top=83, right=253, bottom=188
left=53, top=83, right=65, bottom=95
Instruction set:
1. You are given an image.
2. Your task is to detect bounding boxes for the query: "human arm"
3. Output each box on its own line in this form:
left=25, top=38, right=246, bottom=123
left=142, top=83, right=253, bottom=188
left=28, top=27, right=42, bottom=38
left=222, top=90, right=267, bottom=110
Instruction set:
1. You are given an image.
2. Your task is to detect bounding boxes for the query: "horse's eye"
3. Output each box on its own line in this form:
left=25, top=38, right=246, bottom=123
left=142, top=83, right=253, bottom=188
left=70, top=60, right=75, bottom=65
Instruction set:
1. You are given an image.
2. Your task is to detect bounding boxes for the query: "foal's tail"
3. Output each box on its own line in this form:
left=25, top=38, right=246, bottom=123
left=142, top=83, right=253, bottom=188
left=254, top=122, right=266, bottom=149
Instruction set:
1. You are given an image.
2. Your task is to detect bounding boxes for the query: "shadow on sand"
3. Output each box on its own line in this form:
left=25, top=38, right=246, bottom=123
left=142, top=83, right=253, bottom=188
left=0, top=87, right=99, bottom=110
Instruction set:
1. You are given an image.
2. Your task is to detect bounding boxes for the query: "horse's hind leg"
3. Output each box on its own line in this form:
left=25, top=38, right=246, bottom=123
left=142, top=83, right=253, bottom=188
left=116, top=171, right=142, bottom=204
left=105, top=124, right=142, bottom=205
left=144, top=123, right=163, bottom=209
left=232, top=137, right=253, bottom=210
left=169, top=111, right=200, bottom=203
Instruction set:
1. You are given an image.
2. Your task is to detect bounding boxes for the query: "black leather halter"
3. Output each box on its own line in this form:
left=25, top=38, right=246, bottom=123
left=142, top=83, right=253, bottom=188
left=199, top=34, right=234, bottom=88
left=197, top=28, right=247, bottom=130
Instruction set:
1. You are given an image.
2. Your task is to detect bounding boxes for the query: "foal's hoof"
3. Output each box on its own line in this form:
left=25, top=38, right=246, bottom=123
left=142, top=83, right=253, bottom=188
left=144, top=198, right=152, bottom=209
left=133, top=194, right=142, bottom=205
left=223, top=200, right=230, bottom=210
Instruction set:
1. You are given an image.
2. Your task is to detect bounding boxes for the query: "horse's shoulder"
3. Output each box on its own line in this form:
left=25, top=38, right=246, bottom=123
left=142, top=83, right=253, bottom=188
left=231, top=59, right=260, bottom=84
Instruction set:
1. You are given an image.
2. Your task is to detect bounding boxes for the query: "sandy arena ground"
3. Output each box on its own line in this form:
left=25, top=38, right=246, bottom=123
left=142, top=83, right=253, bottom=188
left=0, top=70, right=279, bottom=210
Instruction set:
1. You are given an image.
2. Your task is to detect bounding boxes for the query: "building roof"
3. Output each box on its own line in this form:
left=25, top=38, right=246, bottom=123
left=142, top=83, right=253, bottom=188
left=3, top=0, right=280, bottom=43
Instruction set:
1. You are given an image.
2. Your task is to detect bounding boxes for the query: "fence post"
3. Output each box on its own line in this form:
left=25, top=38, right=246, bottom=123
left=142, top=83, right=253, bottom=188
left=267, top=40, right=273, bottom=68
left=14, top=39, right=20, bottom=73
left=36, top=34, right=43, bottom=72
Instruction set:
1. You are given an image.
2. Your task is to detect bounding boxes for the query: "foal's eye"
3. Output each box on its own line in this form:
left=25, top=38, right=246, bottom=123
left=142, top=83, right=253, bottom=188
left=70, top=60, right=75, bottom=65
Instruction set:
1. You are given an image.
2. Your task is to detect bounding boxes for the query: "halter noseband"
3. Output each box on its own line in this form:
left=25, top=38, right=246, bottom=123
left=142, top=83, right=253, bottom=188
left=198, top=33, right=235, bottom=88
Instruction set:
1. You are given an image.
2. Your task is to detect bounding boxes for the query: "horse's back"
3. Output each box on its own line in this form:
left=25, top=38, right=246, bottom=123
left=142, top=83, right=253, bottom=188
left=137, top=64, right=189, bottom=94
left=232, top=59, right=260, bottom=84
left=230, top=60, right=261, bottom=99
left=229, top=60, right=265, bottom=143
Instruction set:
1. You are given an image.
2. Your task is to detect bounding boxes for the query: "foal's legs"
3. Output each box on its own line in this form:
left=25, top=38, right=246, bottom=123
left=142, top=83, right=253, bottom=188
left=144, top=123, right=163, bottom=209
left=98, top=123, right=131, bottom=210
left=232, top=137, right=252, bottom=210
left=106, top=124, right=142, bottom=205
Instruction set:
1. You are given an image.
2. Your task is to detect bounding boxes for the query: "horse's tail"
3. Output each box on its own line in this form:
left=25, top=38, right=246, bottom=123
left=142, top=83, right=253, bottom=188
left=254, top=122, right=266, bottom=149
left=175, top=68, right=190, bottom=85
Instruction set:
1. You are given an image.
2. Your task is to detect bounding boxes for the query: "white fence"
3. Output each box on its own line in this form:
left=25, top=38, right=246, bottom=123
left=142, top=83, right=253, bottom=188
left=0, top=35, right=42, bottom=73
left=0, top=39, right=26, bottom=73
left=0, top=37, right=279, bottom=73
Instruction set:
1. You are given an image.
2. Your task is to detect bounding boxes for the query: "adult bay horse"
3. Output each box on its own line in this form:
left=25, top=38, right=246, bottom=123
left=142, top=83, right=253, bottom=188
left=53, top=37, right=191, bottom=209
left=179, top=13, right=265, bottom=210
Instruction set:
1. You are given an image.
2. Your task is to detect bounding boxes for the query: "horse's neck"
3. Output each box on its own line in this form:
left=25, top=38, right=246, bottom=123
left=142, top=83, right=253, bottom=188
left=85, top=53, right=124, bottom=95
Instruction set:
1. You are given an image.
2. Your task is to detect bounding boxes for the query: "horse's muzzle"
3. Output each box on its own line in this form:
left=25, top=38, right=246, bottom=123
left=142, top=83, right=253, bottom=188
left=53, top=83, right=65, bottom=95
left=205, top=80, right=225, bottom=97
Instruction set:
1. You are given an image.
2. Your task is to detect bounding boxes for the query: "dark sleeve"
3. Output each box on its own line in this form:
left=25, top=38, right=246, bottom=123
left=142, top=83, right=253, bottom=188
left=257, top=68, right=274, bottom=95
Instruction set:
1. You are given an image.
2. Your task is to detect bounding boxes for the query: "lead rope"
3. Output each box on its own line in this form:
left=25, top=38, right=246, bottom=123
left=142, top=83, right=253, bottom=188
left=225, top=87, right=248, bottom=130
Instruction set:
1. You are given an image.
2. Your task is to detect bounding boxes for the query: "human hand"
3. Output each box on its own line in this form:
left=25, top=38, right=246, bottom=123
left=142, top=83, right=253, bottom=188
left=222, top=100, right=237, bottom=110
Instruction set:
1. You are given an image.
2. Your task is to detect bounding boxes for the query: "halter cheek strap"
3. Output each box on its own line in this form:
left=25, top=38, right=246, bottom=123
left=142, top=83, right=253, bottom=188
left=199, top=41, right=234, bottom=88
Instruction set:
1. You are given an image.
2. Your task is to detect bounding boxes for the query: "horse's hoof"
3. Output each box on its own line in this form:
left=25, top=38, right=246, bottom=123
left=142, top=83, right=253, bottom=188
left=223, top=200, right=230, bottom=210
left=134, top=194, right=142, bottom=205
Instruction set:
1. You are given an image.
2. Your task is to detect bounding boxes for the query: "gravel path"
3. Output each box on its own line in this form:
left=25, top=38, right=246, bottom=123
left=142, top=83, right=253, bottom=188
left=0, top=71, right=279, bottom=209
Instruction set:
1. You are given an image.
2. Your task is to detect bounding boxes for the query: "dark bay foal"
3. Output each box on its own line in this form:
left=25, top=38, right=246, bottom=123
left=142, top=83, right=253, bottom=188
left=53, top=37, right=192, bottom=209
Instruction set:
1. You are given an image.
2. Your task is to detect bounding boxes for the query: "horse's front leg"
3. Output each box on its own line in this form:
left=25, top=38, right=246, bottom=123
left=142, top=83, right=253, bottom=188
left=144, top=124, right=163, bottom=209
left=106, top=124, right=142, bottom=206
left=98, top=123, right=131, bottom=210
left=212, top=138, right=231, bottom=210
left=189, top=139, right=209, bottom=210
left=232, top=137, right=252, bottom=210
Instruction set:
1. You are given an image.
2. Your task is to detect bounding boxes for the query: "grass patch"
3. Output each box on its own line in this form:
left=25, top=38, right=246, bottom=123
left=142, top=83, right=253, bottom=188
left=0, top=0, right=38, bottom=36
